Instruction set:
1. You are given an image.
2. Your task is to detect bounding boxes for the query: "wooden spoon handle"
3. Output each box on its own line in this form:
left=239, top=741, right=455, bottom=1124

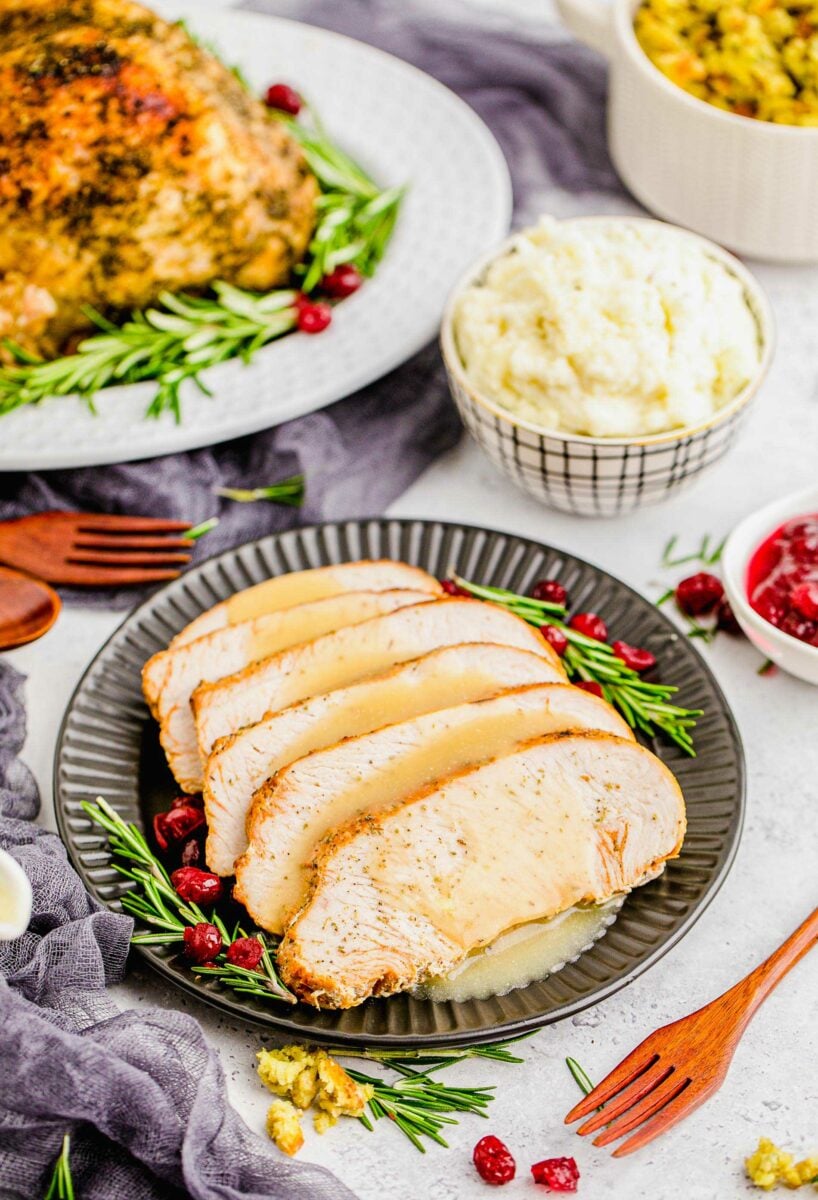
left=716, top=906, right=818, bottom=1032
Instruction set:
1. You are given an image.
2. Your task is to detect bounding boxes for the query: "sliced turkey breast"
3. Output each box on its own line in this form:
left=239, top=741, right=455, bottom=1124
left=192, top=598, right=566, bottom=762
left=171, top=560, right=441, bottom=647
left=144, top=589, right=433, bottom=792
left=236, top=684, right=633, bottom=933
left=204, top=642, right=566, bottom=877
left=277, top=732, right=686, bottom=1008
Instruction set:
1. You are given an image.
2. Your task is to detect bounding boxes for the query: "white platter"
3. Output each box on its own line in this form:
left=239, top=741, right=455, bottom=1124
left=0, top=3, right=511, bottom=470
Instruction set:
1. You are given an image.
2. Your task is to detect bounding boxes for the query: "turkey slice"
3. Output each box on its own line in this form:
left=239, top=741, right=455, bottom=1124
left=143, top=589, right=433, bottom=792
left=171, top=560, right=441, bottom=647
left=277, top=732, right=685, bottom=1008
left=236, top=683, right=633, bottom=932
left=192, top=598, right=565, bottom=762
left=204, top=642, right=566, bottom=876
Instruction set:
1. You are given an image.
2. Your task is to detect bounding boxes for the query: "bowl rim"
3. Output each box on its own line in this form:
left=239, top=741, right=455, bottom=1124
left=722, top=483, right=818, bottom=664
left=617, top=0, right=818, bottom=139
left=440, top=214, right=776, bottom=448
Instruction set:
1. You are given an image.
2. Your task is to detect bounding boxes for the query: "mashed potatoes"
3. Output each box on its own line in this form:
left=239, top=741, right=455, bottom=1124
left=453, top=217, right=761, bottom=438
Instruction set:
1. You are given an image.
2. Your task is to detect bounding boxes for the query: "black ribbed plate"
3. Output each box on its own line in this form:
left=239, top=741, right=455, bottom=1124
left=54, top=519, right=744, bottom=1046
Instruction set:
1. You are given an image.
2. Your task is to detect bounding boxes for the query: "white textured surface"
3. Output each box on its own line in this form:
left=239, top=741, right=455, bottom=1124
left=6, top=1, right=818, bottom=1197
left=0, top=3, right=510, bottom=470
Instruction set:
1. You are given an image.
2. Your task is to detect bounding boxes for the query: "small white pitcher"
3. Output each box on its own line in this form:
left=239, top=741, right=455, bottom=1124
left=0, top=846, right=32, bottom=940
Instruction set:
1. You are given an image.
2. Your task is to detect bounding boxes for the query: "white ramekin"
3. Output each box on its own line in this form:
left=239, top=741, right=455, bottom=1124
left=0, top=847, right=32, bottom=941
left=722, top=484, right=818, bottom=686
left=440, top=216, right=774, bottom=517
left=556, top=0, right=818, bottom=263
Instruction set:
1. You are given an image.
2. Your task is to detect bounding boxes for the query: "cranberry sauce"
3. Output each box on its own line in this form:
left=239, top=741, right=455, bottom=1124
left=747, top=513, right=818, bottom=647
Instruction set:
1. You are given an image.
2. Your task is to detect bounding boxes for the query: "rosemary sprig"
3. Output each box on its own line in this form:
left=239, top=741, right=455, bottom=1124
left=661, top=532, right=726, bottom=569
left=215, top=473, right=305, bottom=506
left=336, top=1035, right=531, bottom=1069
left=81, top=797, right=295, bottom=1004
left=282, top=112, right=404, bottom=292
left=454, top=575, right=702, bottom=755
left=0, top=103, right=403, bottom=422
left=325, top=1037, right=529, bottom=1152
left=44, top=1134, right=74, bottom=1200
left=0, top=286, right=299, bottom=423
left=347, top=1065, right=494, bottom=1153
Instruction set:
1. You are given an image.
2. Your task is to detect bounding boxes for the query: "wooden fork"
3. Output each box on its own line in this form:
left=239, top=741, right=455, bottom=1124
left=566, top=905, right=818, bottom=1156
left=0, top=511, right=192, bottom=585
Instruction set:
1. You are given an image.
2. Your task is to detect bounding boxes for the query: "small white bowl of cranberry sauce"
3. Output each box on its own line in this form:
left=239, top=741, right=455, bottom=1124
left=723, top=485, right=818, bottom=685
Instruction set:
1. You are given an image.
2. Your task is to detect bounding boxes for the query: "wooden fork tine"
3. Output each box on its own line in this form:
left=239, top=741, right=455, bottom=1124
left=575, top=1061, right=671, bottom=1136
left=565, top=1049, right=659, bottom=1123
left=72, top=535, right=193, bottom=550
left=68, top=550, right=191, bottom=566
left=592, top=1074, right=690, bottom=1148
left=50, top=564, right=183, bottom=586
left=612, top=1083, right=706, bottom=1157
left=74, top=515, right=191, bottom=533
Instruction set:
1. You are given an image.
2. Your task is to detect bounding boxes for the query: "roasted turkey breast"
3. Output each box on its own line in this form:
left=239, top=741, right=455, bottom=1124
left=236, top=684, right=634, bottom=933
left=203, top=642, right=564, bottom=876
left=172, top=561, right=442, bottom=648
left=0, top=0, right=317, bottom=357
left=142, top=589, right=433, bottom=792
left=277, top=732, right=686, bottom=1008
left=192, top=598, right=566, bottom=760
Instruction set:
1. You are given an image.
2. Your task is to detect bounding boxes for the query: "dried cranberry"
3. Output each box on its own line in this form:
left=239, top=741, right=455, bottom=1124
left=171, top=867, right=224, bottom=905
left=569, top=612, right=608, bottom=642
left=182, top=923, right=222, bottom=964
left=295, top=295, right=332, bottom=334
left=611, top=640, right=656, bottom=672
left=154, top=803, right=205, bottom=851
left=791, top=582, right=818, bottom=621
left=574, top=680, right=603, bottom=697
left=715, top=599, right=743, bottom=636
left=675, top=572, right=723, bottom=617
left=473, top=1136, right=516, bottom=1185
left=226, top=936, right=264, bottom=971
left=171, top=793, right=204, bottom=811
left=531, top=1156, right=580, bottom=1192
left=540, top=624, right=568, bottom=657
left=532, top=579, right=568, bottom=607
left=321, top=264, right=363, bottom=298
left=264, top=82, right=302, bottom=114
left=180, top=836, right=203, bottom=867
left=440, top=578, right=470, bottom=597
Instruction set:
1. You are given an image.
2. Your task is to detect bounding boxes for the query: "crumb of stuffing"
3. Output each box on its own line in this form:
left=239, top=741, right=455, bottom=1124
left=257, top=1045, right=374, bottom=1152
left=265, top=1099, right=304, bottom=1157
left=746, top=1137, right=818, bottom=1190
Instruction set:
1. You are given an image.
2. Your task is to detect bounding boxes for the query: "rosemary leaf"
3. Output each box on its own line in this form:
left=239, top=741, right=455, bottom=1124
left=566, top=1056, right=594, bottom=1096
left=44, top=1134, right=73, bottom=1200
left=183, top=517, right=219, bottom=541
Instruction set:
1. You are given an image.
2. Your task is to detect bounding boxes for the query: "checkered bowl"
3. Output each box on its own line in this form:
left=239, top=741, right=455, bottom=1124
left=441, top=217, right=775, bottom=517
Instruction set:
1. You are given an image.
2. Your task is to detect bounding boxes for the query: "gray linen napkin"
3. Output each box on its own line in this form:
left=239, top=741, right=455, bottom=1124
left=0, top=0, right=623, bottom=611
left=0, top=661, right=356, bottom=1200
